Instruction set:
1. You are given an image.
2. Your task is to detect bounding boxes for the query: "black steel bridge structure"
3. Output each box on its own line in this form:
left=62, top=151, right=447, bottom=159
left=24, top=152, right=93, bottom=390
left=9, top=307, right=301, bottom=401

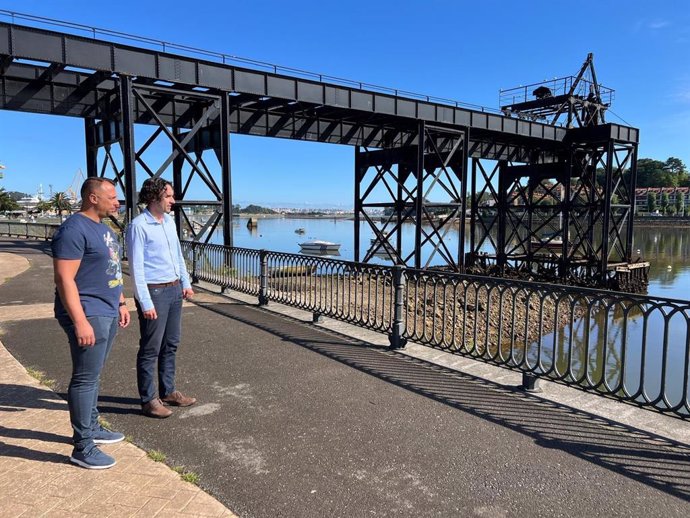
left=0, top=12, right=645, bottom=290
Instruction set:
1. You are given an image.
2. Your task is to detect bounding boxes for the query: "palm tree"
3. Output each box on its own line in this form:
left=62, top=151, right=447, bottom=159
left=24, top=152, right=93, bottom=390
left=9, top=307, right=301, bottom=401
left=0, top=188, right=20, bottom=212
left=50, top=192, right=73, bottom=217
left=35, top=200, right=53, bottom=214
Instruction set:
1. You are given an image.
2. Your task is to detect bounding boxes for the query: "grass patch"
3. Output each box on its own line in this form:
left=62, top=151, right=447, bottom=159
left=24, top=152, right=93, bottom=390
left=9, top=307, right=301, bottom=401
left=98, top=417, right=113, bottom=430
left=172, top=465, right=200, bottom=485
left=125, top=435, right=134, bottom=443
left=25, top=367, right=57, bottom=390
left=147, top=449, right=166, bottom=462
left=180, top=471, right=200, bottom=485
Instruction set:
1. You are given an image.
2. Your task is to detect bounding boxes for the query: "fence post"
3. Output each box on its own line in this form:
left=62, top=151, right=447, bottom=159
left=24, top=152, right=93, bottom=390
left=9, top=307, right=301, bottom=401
left=258, top=249, right=269, bottom=306
left=191, top=242, right=199, bottom=284
left=389, top=265, right=407, bottom=349
left=521, top=373, right=542, bottom=393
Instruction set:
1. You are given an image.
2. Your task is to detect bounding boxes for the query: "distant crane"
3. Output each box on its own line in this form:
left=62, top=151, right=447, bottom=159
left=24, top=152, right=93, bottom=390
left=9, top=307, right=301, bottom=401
left=65, top=168, right=85, bottom=203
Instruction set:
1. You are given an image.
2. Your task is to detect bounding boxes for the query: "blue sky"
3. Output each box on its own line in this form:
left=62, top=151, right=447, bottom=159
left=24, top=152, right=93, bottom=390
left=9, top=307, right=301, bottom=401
left=0, top=0, right=688, bottom=207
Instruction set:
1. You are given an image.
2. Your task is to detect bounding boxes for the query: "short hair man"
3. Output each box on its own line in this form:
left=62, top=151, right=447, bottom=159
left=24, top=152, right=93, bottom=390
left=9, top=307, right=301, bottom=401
left=53, top=177, right=130, bottom=469
left=126, top=177, right=196, bottom=418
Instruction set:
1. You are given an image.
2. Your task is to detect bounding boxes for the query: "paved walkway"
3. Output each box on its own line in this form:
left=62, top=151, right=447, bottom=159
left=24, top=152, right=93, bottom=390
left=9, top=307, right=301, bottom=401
left=0, top=250, right=236, bottom=518
left=1, top=238, right=690, bottom=517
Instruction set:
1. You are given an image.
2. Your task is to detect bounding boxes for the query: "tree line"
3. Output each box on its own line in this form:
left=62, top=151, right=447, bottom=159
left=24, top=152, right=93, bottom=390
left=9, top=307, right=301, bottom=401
left=635, top=157, right=687, bottom=188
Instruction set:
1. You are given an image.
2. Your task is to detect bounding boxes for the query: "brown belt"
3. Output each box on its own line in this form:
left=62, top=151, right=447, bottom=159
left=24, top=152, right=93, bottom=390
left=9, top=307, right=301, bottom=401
left=147, top=279, right=180, bottom=288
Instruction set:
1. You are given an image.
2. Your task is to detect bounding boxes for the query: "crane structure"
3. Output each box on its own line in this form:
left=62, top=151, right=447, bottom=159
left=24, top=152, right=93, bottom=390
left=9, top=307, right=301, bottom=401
left=65, top=168, right=85, bottom=204
left=461, top=54, right=646, bottom=290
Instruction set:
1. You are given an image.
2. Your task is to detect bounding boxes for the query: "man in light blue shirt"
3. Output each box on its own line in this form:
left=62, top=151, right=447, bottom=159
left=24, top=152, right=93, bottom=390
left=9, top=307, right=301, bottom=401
left=126, top=177, right=196, bottom=418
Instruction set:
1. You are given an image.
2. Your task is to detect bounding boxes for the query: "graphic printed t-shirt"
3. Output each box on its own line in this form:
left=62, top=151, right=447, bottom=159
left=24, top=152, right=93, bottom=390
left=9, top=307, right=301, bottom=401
left=52, top=213, right=123, bottom=325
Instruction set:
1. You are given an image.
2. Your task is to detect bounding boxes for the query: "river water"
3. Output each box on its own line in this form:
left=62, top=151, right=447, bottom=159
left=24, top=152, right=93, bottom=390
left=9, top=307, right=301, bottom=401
left=211, top=216, right=689, bottom=301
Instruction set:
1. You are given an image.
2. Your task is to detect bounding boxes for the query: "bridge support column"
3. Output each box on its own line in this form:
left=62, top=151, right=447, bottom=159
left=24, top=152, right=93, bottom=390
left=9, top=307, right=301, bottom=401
left=119, top=75, right=138, bottom=227
left=354, top=126, right=468, bottom=269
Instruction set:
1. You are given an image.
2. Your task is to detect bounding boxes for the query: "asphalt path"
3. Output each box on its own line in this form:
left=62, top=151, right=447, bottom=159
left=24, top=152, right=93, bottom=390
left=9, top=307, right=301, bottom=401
left=1, top=238, right=690, bottom=517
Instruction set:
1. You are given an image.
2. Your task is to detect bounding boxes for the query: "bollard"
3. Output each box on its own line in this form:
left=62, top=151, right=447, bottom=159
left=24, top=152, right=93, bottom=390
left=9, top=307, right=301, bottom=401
left=521, top=372, right=542, bottom=393
left=258, top=249, right=269, bottom=306
left=388, top=265, right=407, bottom=349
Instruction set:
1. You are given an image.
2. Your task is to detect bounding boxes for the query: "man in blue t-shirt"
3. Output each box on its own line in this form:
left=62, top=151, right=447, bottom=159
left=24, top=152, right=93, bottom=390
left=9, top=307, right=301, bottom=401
left=53, top=178, right=130, bottom=469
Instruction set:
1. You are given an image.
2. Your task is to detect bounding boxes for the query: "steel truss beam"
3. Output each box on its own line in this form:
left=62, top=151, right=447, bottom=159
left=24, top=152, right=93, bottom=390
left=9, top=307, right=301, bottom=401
left=354, top=124, right=468, bottom=270
left=85, top=79, right=231, bottom=244
left=466, top=138, right=637, bottom=286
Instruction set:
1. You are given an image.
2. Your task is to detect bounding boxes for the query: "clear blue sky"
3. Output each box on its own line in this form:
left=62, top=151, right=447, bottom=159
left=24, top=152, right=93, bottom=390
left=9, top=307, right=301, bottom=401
left=0, top=0, right=688, bottom=207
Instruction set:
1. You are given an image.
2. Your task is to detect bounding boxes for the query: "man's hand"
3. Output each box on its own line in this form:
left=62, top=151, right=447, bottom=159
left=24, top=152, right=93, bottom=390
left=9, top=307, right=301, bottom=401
left=119, top=305, right=130, bottom=328
left=183, top=288, right=194, bottom=300
left=75, top=320, right=95, bottom=347
left=143, top=308, right=158, bottom=320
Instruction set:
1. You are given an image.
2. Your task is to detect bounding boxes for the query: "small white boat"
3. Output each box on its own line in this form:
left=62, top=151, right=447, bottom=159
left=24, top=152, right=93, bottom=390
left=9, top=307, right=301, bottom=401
left=299, top=240, right=341, bottom=253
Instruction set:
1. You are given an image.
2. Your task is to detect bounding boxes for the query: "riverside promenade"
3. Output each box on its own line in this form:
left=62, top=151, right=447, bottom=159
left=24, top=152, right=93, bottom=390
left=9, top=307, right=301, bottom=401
left=1, top=236, right=690, bottom=517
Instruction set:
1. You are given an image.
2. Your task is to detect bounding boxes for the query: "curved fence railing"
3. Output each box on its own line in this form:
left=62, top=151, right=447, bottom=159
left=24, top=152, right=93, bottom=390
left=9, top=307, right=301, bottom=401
left=179, top=240, right=690, bottom=418
left=2, top=224, right=689, bottom=418
left=402, top=268, right=690, bottom=417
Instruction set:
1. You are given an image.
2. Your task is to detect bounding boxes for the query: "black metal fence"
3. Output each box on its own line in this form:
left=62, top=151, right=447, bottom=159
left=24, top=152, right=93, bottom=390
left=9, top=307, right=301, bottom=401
left=182, top=240, right=690, bottom=419
left=2, top=223, right=688, bottom=418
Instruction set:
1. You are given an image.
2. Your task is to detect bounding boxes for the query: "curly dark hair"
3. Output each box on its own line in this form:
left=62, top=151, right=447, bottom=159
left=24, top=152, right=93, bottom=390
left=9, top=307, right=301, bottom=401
left=138, top=177, right=172, bottom=205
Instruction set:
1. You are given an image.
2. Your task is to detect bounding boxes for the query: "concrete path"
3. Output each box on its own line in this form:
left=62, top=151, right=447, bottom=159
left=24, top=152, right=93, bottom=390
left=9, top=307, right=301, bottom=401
left=1, top=237, right=690, bottom=517
left=0, top=247, right=236, bottom=517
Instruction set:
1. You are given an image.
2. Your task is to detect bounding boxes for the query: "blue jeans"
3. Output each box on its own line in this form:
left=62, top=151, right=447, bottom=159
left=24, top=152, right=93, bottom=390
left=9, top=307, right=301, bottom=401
left=61, top=316, right=119, bottom=452
left=136, top=284, right=183, bottom=404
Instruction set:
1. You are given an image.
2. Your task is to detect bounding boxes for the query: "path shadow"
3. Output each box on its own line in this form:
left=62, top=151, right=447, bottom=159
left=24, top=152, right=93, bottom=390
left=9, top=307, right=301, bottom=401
left=0, top=440, right=68, bottom=464
left=194, top=298, right=690, bottom=502
left=0, top=238, right=52, bottom=256
left=0, top=425, right=71, bottom=444
left=55, top=392, right=142, bottom=416
left=0, top=383, right=72, bottom=462
left=0, top=384, right=67, bottom=411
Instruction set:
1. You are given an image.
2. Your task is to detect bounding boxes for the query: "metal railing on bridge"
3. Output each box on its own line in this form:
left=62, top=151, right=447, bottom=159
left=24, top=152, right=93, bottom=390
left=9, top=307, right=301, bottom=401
left=2, top=223, right=688, bottom=419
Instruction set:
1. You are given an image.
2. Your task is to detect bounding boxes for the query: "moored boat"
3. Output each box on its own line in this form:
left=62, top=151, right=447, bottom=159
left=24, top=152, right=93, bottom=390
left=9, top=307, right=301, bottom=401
left=299, top=240, right=341, bottom=252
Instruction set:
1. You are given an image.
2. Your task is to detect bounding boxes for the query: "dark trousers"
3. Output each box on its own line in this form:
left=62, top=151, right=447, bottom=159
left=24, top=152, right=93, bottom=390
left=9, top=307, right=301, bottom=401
left=61, top=316, right=118, bottom=451
left=135, top=284, right=183, bottom=404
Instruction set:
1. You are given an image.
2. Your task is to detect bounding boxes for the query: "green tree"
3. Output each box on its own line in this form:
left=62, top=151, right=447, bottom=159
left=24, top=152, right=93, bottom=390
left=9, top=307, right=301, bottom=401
left=50, top=192, right=73, bottom=216
left=637, top=158, right=675, bottom=187
left=676, top=192, right=685, bottom=217
left=664, top=157, right=687, bottom=175
left=240, top=204, right=276, bottom=214
left=0, top=188, right=20, bottom=212
left=647, top=192, right=657, bottom=213
left=35, top=200, right=53, bottom=213
left=661, top=192, right=670, bottom=214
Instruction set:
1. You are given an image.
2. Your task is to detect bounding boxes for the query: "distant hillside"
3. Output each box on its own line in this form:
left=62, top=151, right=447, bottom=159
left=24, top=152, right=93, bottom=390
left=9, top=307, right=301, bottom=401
left=238, top=204, right=277, bottom=214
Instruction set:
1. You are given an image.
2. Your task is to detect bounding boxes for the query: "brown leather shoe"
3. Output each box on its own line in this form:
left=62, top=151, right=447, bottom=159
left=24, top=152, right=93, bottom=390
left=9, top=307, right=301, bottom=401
left=142, top=398, right=173, bottom=418
left=161, top=391, right=197, bottom=407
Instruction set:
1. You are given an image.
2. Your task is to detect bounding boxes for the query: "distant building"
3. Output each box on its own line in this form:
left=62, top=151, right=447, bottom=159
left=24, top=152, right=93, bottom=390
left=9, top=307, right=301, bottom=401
left=635, top=187, right=690, bottom=214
